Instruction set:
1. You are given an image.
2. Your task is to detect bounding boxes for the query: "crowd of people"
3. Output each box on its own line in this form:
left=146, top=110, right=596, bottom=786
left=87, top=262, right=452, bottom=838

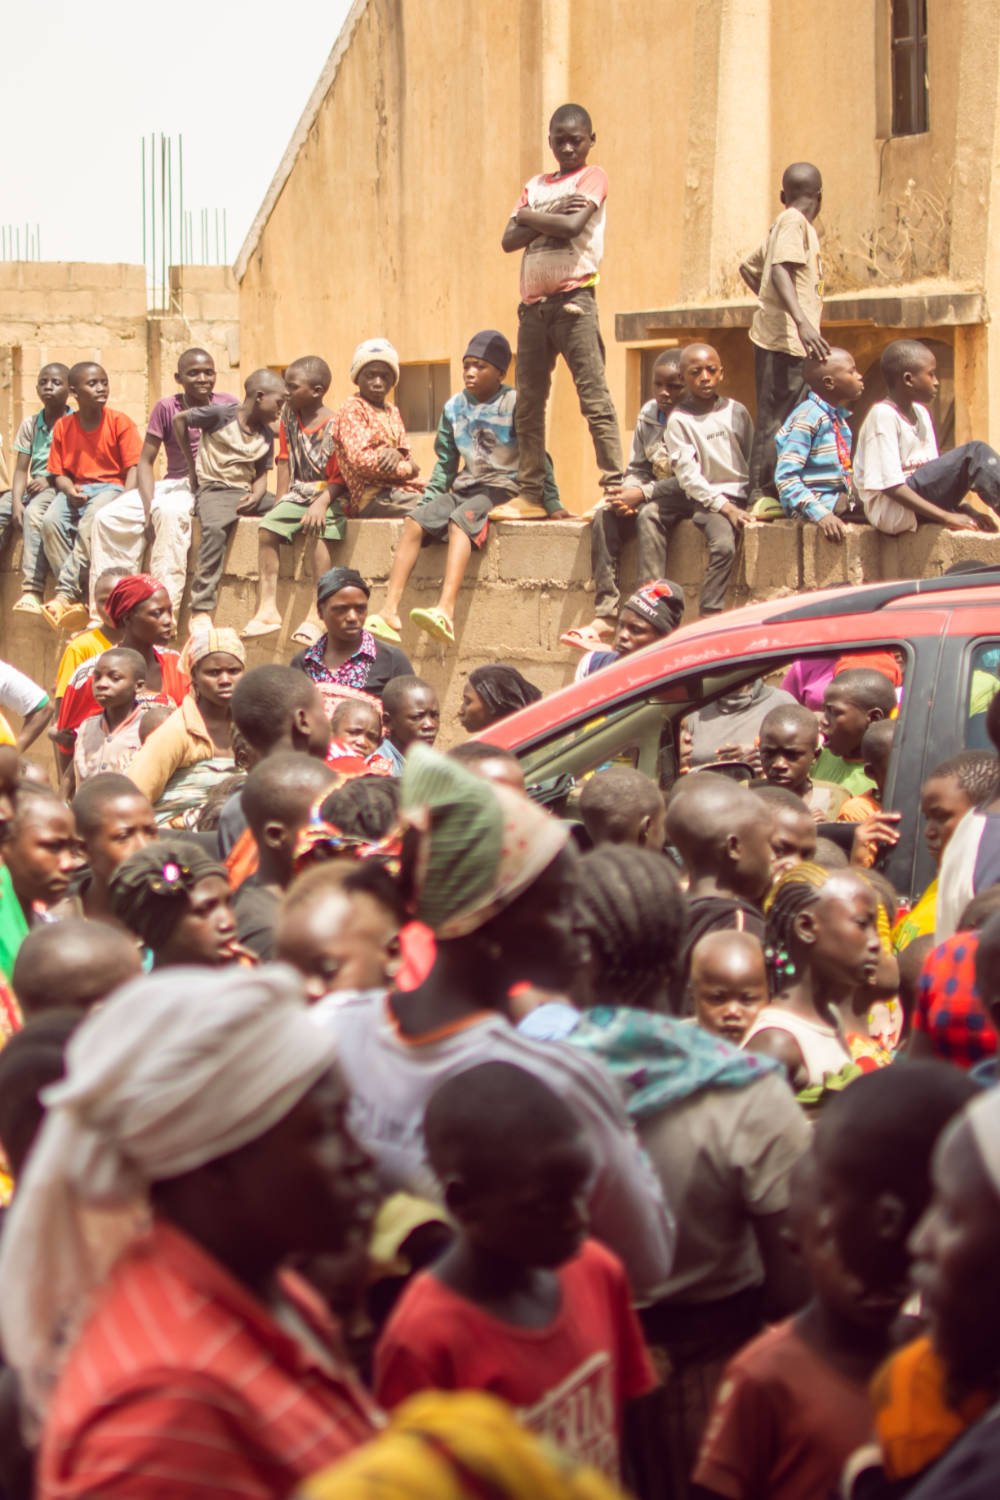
left=0, top=100, right=999, bottom=1500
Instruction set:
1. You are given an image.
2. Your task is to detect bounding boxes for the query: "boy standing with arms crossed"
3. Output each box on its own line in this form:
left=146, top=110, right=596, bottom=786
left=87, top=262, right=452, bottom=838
left=502, top=103, right=623, bottom=513
left=740, top=162, right=829, bottom=501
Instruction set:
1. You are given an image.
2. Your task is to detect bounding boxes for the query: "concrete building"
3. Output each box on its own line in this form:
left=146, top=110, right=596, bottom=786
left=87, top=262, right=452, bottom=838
left=236, top=0, right=1000, bottom=508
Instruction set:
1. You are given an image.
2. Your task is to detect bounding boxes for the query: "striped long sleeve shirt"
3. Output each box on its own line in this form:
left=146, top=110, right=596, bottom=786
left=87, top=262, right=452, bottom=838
left=774, top=390, right=854, bottom=522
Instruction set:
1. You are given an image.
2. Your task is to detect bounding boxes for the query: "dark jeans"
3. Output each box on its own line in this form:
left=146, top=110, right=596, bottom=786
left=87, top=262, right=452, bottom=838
left=909, top=440, right=1000, bottom=511
left=191, top=485, right=275, bottom=612
left=749, top=345, right=806, bottom=498
left=593, top=486, right=739, bottom=616
left=515, top=286, right=623, bottom=501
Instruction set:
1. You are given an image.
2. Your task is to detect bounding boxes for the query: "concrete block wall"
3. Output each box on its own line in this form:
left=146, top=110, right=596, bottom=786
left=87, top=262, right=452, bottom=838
left=4, top=518, right=1000, bottom=757
left=0, top=263, right=150, bottom=446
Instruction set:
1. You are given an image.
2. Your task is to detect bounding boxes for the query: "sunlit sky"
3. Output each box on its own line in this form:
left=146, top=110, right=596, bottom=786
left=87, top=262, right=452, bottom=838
left=1, top=0, right=353, bottom=267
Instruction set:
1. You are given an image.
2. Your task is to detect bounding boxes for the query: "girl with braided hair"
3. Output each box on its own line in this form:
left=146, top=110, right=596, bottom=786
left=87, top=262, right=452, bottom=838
left=743, top=862, right=884, bottom=1093
left=534, top=845, right=812, bottom=1496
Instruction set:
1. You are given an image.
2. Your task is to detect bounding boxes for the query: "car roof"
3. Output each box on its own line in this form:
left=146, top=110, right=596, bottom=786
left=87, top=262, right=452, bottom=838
left=488, top=570, right=1000, bottom=751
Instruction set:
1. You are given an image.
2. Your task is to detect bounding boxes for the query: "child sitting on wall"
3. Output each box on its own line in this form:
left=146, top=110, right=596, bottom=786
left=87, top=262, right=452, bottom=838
left=854, top=339, right=1000, bottom=535
left=773, top=346, right=865, bottom=540
left=332, top=339, right=424, bottom=521
left=243, top=355, right=349, bottom=647
left=367, top=330, right=566, bottom=648
left=567, top=348, right=686, bottom=651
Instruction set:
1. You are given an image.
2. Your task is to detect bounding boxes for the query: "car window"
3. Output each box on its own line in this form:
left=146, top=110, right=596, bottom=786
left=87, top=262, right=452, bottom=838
left=518, top=643, right=911, bottom=793
left=964, top=641, right=1000, bottom=749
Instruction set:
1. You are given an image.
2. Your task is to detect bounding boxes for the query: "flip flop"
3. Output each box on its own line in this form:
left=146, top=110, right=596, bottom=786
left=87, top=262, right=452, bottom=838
left=560, top=625, right=615, bottom=652
left=409, top=607, right=455, bottom=645
left=241, top=619, right=281, bottom=639
left=41, top=599, right=90, bottom=635
left=290, top=620, right=323, bottom=647
left=366, top=613, right=402, bottom=644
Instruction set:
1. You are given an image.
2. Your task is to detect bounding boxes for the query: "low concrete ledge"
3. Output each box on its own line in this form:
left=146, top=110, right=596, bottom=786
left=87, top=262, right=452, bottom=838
left=3, top=517, right=999, bottom=746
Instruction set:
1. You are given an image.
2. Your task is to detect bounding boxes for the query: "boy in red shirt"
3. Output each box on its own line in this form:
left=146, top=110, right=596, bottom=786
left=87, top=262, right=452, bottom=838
left=42, top=363, right=142, bottom=634
left=374, top=1061, right=656, bottom=1484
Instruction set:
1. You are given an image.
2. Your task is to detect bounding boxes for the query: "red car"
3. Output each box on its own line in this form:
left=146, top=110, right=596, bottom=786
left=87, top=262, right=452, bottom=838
left=485, top=571, right=1000, bottom=899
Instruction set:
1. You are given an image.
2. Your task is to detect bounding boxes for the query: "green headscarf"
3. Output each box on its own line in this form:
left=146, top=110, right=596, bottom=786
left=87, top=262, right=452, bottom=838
left=400, top=745, right=568, bottom=939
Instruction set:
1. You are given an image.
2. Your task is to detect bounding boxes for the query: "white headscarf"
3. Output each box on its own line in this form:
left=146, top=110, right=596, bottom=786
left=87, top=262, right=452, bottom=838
left=0, top=964, right=338, bottom=1427
left=349, top=338, right=400, bottom=385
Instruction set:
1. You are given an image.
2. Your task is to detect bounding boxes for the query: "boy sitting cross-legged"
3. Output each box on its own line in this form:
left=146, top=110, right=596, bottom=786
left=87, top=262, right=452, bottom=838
left=374, top=1061, right=657, bottom=1483
left=367, top=330, right=566, bottom=648
left=773, top=347, right=866, bottom=541
left=855, top=338, right=1000, bottom=535
left=243, top=355, right=349, bottom=647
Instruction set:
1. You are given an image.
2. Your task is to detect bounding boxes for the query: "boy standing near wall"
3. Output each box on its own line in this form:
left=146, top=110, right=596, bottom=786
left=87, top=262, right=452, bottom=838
left=740, top=162, right=829, bottom=500
left=89, top=348, right=237, bottom=616
left=0, top=364, right=72, bottom=614
left=502, top=103, right=623, bottom=513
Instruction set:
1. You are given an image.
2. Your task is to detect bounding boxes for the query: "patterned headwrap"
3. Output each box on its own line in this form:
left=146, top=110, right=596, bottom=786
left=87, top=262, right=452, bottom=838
left=108, top=839, right=227, bottom=951
left=400, top=744, right=568, bottom=939
left=316, top=567, right=371, bottom=605
left=179, top=627, right=246, bottom=675
left=105, top=574, right=165, bottom=627
left=621, top=579, right=685, bottom=636
left=350, top=338, right=400, bottom=385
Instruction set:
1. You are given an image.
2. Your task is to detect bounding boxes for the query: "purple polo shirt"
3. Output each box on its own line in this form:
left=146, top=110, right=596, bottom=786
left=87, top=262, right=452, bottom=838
left=146, top=392, right=238, bottom=480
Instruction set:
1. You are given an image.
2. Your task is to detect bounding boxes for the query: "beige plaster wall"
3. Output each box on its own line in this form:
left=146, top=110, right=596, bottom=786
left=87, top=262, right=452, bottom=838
left=239, top=0, right=1000, bottom=505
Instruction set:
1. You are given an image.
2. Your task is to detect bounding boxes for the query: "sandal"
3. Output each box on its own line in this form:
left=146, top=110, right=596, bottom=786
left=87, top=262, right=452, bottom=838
left=291, top=620, right=323, bottom=647
left=409, top=607, right=455, bottom=645
left=560, top=624, right=615, bottom=652
left=41, top=598, right=90, bottom=634
left=366, top=613, right=402, bottom=644
left=241, top=618, right=281, bottom=639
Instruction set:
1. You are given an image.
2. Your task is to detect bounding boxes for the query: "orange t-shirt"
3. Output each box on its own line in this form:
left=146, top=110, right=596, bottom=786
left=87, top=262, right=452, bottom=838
left=47, top=408, right=142, bottom=486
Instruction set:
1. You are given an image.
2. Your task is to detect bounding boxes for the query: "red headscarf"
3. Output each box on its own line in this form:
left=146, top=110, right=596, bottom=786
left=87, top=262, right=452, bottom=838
left=105, top=574, right=166, bottom=627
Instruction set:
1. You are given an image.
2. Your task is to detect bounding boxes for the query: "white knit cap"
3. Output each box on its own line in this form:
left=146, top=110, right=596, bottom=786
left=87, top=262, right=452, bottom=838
left=350, top=337, right=400, bottom=385
left=0, top=964, right=338, bottom=1426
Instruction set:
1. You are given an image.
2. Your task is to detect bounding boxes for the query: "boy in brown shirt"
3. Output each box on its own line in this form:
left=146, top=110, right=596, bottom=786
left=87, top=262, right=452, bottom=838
left=740, top=162, right=829, bottom=502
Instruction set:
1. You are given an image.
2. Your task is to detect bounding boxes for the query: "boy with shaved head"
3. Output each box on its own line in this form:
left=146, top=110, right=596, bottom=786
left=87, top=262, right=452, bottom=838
left=774, top=346, right=865, bottom=540
left=740, top=162, right=829, bottom=500
left=174, top=367, right=285, bottom=630
left=666, top=773, right=774, bottom=1010
left=89, top=347, right=237, bottom=614
left=665, top=343, right=753, bottom=615
left=0, top=362, right=71, bottom=615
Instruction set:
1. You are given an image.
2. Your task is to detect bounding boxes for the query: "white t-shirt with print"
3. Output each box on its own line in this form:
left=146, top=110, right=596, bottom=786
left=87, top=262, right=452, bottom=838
left=515, top=164, right=608, bottom=305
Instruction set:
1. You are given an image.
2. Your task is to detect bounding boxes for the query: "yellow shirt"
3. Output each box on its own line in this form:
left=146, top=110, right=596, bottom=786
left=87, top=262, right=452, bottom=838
left=55, top=627, right=112, bottom=698
left=125, top=694, right=213, bottom=805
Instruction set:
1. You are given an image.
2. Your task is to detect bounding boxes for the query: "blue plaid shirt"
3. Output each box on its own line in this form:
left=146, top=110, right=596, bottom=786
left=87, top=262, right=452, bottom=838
left=775, top=390, right=853, bottom=521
